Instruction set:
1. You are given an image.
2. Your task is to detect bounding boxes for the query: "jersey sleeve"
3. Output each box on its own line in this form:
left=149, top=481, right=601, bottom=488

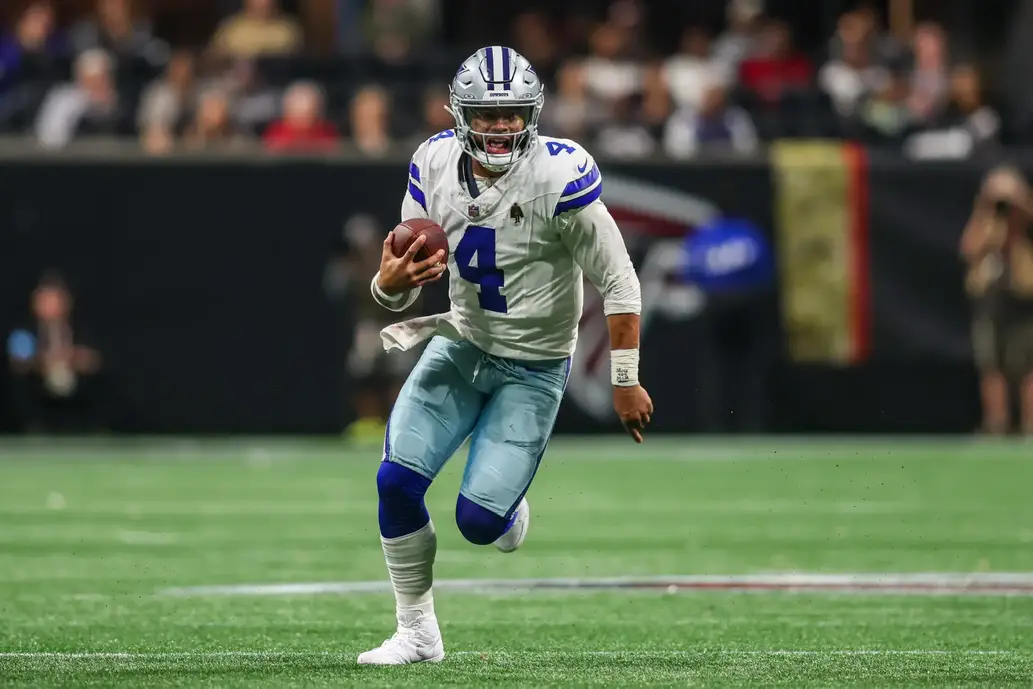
left=547, top=139, right=641, bottom=316
left=401, top=144, right=431, bottom=221
left=558, top=197, right=642, bottom=317
left=550, top=143, right=603, bottom=219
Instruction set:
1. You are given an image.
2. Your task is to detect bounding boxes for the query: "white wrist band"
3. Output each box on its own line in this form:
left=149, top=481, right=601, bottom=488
left=611, top=349, right=639, bottom=387
left=371, top=273, right=405, bottom=303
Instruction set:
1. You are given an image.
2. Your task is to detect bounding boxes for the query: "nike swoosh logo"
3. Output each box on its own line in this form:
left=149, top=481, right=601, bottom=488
left=577, top=160, right=589, bottom=173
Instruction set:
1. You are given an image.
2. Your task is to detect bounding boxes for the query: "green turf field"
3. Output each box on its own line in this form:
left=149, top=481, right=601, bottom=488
left=1, top=437, right=1032, bottom=687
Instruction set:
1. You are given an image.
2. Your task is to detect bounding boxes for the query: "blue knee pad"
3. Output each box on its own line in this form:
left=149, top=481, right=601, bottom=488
left=377, top=461, right=432, bottom=539
left=455, top=494, right=514, bottom=545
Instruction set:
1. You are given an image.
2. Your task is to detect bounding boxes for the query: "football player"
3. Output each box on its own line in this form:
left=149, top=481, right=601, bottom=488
left=358, top=46, right=652, bottom=665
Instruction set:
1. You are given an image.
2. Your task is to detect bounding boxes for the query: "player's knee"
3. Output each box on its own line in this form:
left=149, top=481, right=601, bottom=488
left=455, top=494, right=509, bottom=545
left=377, top=460, right=430, bottom=500
left=377, top=461, right=432, bottom=538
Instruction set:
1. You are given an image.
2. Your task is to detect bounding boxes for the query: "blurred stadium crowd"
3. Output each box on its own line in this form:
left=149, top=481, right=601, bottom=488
left=0, top=0, right=1023, bottom=159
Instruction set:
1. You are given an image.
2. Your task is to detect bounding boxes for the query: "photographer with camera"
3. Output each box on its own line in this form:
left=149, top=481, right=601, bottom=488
left=961, top=165, right=1033, bottom=435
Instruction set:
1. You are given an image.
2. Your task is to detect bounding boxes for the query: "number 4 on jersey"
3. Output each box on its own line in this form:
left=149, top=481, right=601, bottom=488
left=546, top=141, right=576, bottom=156
left=455, top=225, right=508, bottom=313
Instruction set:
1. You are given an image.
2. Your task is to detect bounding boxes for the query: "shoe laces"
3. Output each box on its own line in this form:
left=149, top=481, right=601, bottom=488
left=380, top=616, right=428, bottom=649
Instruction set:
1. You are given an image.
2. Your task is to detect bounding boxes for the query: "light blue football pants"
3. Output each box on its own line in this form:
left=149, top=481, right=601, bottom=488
left=384, top=336, right=571, bottom=518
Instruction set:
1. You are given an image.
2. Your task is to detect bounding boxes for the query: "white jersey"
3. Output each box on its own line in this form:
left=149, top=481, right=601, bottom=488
left=375, top=131, right=641, bottom=361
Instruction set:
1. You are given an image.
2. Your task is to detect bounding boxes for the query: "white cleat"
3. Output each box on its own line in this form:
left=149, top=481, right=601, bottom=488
left=494, top=497, right=530, bottom=553
left=357, top=612, right=445, bottom=665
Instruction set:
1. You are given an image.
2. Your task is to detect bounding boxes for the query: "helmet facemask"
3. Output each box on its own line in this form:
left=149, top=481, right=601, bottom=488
left=447, top=92, right=544, bottom=173
left=447, top=97, right=542, bottom=172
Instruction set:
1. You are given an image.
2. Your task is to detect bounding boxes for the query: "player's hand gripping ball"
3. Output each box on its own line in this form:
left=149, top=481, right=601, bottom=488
left=377, top=219, right=449, bottom=295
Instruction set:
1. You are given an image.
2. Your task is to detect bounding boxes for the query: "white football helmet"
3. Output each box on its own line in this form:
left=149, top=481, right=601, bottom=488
left=448, top=46, right=544, bottom=172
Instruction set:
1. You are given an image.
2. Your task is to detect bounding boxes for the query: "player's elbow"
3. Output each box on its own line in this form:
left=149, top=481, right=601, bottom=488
left=601, top=269, right=642, bottom=316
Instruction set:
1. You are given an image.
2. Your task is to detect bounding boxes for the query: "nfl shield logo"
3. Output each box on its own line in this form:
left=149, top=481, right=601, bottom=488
left=468, top=204, right=481, bottom=218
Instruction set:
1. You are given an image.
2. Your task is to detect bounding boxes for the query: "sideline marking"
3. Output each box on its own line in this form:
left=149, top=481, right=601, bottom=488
left=159, top=573, right=1033, bottom=598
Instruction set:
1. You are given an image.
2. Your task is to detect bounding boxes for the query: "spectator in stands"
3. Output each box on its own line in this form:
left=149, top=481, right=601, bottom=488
left=182, top=86, right=253, bottom=150
left=606, top=0, right=648, bottom=54
left=366, top=0, right=440, bottom=63
left=662, top=27, right=730, bottom=114
left=711, top=0, right=762, bottom=79
left=69, top=0, right=163, bottom=64
left=34, top=48, right=123, bottom=149
left=415, top=85, right=452, bottom=141
left=904, top=65, right=1000, bottom=160
left=138, top=50, right=196, bottom=155
left=737, top=19, right=813, bottom=106
left=663, top=83, right=758, bottom=158
left=215, top=59, right=280, bottom=135
left=209, top=0, right=302, bottom=59
left=349, top=85, right=391, bottom=157
left=819, top=10, right=890, bottom=117
left=827, top=4, right=903, bottom=68
left=545, top=62, right=590, bottom=139
left=595, top=94, right=656, bottom=159
left=7, top=271, right=105, bottom=434
left=264, top=80, right=339, bottom=152
left=547, top=19, right=644, bottom=141
left=641, top=62, right=671, bottom=130
left=961, top=166, right=1033, bottom=435
left=0, top=2, right=64, bottom=96
left=852, top=65, right=915, bottom=145
left=579, top=21, right=645, bottom=132
left=511, top=11, right=560, bottom=88
left=906, top=22, right=949, bottom=125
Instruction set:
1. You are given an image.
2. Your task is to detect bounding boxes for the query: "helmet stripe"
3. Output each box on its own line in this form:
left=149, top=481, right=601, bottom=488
left=484, top=47, right=495, bottom=87
left=501, top=47, right=511, bottom=90
left=491, top=46, right=505, bottom=86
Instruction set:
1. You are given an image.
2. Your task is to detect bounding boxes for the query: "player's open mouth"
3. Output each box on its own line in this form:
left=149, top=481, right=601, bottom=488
left=485, top=137, right=512, bottom=155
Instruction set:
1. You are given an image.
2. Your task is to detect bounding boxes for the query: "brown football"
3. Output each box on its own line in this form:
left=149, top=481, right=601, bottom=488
left=390, top=219, right=449, bottom=262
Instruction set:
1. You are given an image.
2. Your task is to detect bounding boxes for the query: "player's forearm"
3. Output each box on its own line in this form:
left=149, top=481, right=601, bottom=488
left=607, top=313, right=639, bottom=350
left=606, top=313, right=641, bottom=387
left=370, top=272, right=421, bottom=312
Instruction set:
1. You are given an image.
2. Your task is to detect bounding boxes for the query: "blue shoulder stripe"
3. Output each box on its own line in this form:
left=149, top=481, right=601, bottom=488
left=409, top=161, right=421, bottom=183
left=560, top=164, right=600, bottom=199
left=408, top=181, right=427, bottom=211
left=554, top=182, right=603, bottom=216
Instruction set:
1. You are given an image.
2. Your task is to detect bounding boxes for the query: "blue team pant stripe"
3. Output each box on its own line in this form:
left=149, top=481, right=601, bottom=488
left=554, top=181, right=603, bottom=216
left=409, top=161, right=420, bottom=183
left=408, top=181, right=427, bottom=211
left=501, top=47, right=511, bottom=90
left=485, top=47, right=496, bottom=87
left=560, top=164, right=600, bottom=198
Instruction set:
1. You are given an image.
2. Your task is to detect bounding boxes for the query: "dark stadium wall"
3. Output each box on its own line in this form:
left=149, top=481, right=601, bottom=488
left=0, top=154, right=1006, bottom=435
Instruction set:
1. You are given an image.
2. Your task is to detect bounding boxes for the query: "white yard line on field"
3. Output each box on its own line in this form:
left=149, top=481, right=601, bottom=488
left=157, top=572, right=1033, bottom=598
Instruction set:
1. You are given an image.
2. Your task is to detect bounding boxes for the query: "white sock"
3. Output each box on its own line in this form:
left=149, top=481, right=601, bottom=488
left=381, top=520, right=436, bottom=618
